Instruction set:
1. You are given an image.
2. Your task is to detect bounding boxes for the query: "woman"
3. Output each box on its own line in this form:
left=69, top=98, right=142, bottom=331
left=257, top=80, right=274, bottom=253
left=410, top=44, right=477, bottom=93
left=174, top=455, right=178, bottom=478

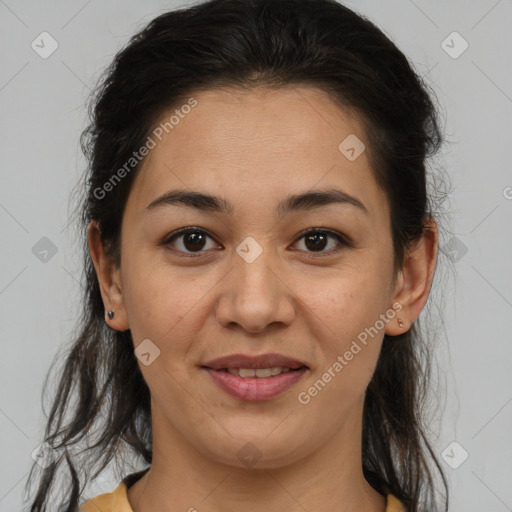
left=25, top=0, right=449, bottom=510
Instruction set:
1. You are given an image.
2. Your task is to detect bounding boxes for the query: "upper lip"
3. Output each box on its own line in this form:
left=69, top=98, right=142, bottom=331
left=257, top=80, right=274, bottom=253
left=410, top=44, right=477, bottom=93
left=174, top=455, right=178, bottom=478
left=202, top=353, right=308, bottom=370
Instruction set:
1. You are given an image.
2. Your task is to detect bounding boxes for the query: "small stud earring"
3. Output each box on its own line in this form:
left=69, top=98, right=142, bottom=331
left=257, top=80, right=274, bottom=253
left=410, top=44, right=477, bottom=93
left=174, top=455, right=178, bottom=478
left=397, top=317, right=404, bottom=328
left=107, top=311, right=115, bottom=320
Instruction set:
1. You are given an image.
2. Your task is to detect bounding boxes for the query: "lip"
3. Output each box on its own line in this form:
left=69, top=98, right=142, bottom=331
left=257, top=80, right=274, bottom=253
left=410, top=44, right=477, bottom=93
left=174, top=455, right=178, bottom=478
left=202, top=366, right=308, bottom=401
left=202, top=352, right=308, bottom=370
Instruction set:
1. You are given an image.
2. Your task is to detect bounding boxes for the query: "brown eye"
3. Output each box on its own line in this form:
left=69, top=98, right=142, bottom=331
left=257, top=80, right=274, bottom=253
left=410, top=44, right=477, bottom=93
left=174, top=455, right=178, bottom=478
left=164, top=228, right=218, bottom=255
left=294, top=228, right=350, bottom=255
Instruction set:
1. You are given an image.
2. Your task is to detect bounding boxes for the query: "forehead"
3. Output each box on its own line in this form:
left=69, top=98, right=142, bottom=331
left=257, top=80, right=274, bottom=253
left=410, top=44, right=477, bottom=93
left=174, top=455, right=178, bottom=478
left=126, top=85, right=388, bottom=221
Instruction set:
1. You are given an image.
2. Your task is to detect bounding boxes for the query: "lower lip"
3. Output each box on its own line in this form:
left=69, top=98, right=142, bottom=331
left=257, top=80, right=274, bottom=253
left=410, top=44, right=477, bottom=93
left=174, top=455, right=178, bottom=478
left=202, top=367, right=308, bottom=401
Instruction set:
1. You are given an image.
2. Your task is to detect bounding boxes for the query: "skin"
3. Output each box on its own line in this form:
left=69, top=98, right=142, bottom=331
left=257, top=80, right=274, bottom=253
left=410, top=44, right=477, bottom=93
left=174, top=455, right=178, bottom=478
left=88, top=85, right=438, bottom=512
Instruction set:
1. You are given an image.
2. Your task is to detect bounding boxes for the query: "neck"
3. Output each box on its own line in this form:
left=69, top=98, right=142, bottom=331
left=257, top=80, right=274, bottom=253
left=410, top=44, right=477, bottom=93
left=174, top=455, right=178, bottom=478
left=127, top=398, right=386, bottom=512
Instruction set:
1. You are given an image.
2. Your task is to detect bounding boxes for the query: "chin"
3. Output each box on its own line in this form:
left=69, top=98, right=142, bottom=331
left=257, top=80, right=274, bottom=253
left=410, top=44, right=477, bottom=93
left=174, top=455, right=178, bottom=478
left=199, top=430, right=312, bottom=470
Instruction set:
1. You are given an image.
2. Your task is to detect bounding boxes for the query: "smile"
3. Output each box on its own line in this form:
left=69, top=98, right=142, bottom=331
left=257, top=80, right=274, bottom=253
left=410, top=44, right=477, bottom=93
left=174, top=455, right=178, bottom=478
left=219, top=366, right=293, bottom=378
left=202, top=366, right=308, bottom=401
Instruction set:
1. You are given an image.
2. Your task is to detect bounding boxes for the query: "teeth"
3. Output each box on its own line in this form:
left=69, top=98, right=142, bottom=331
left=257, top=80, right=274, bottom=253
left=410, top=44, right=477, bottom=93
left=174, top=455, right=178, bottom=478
left=224, top=367, right=294, bottom=378
left=255, top=368, right=272, bottom=378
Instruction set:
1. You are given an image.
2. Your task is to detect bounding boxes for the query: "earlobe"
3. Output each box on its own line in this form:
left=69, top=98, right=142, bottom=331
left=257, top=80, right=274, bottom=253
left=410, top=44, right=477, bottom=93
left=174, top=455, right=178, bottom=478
left=87, top=220, right=130, bottom=331
left=385, top=301, right=408, bottom=336
left=385, top=219, right=438, bottom=337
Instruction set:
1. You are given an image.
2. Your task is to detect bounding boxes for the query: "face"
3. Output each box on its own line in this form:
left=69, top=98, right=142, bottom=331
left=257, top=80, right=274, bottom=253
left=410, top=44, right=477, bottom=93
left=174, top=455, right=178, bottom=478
left=93, top=85, right=410, bottom=468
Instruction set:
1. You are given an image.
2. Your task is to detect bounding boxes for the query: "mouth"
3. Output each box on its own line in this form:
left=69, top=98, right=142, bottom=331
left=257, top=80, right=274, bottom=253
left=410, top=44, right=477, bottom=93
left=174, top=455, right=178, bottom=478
left=202, top=352, right=308, bottom=371
left=205, top=366, right=306, bottom=378
left=200, top=353, right=309, bottom=401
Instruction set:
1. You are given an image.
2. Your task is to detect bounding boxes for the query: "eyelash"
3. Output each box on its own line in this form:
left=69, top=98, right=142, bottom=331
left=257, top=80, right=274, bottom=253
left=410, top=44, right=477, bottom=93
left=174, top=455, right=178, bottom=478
left=162, top=226, right=352, bottom=258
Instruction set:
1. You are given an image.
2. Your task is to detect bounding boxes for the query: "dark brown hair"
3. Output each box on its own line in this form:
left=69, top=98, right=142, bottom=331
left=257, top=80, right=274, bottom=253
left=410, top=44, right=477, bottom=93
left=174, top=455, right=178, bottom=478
left=25, top=1, right=450, bottom=510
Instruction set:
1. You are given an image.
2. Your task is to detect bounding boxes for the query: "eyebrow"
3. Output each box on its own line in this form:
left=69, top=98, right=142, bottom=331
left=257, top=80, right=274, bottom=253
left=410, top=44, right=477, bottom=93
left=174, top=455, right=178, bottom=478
left=145, top=187, right=369, bottom=217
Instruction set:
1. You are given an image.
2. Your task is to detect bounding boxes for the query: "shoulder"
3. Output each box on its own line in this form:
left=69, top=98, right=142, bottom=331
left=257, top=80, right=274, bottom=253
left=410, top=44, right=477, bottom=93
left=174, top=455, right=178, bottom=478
left=78, top=467, right=149, bottom=512
left=78, top=481, right=130, bottom=512
left=386, top=493, right=407, bottom=512
left=78, top=491, right=114, bottom=512
left=78, top=477, right=404, bottom=512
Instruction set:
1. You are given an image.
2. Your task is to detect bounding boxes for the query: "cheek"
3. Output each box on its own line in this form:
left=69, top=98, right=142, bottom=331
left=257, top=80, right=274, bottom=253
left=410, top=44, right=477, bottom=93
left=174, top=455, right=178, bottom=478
left=120, top=254, right=199, bottom=343
left=296, top=263, right=390, bottom=381
left=298, top=281, right=386, bottom=411
left=297, top=263, right=390, bottom=330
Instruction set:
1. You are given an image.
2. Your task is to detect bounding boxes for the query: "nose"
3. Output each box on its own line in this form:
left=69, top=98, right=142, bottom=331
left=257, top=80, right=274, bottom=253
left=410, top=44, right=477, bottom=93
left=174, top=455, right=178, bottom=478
left=215, top=248, right=296, bottom=334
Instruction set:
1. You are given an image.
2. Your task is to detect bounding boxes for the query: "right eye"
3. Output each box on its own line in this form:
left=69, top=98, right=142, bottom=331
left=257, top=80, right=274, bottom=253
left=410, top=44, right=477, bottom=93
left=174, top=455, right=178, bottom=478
left=163, top=227, right=221, bottom=256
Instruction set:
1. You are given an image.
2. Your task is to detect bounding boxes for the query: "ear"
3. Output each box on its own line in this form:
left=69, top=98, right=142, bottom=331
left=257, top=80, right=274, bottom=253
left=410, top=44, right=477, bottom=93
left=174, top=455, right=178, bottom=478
left=87, top=220, right=130, bottom=331
left=385, top=218, right=438, bottom=336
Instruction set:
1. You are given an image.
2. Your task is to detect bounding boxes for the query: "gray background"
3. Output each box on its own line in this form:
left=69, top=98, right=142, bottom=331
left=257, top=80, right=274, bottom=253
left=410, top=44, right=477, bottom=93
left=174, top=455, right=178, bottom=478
left=1, top=1, right=511, bottom=510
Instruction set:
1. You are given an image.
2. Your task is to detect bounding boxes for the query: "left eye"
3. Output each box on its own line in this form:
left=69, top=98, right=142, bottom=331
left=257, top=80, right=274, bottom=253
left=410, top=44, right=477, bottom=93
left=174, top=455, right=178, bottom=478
left=163, top=227, right=349, bottom=256
left=293, top=228, right=349, bottom=254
